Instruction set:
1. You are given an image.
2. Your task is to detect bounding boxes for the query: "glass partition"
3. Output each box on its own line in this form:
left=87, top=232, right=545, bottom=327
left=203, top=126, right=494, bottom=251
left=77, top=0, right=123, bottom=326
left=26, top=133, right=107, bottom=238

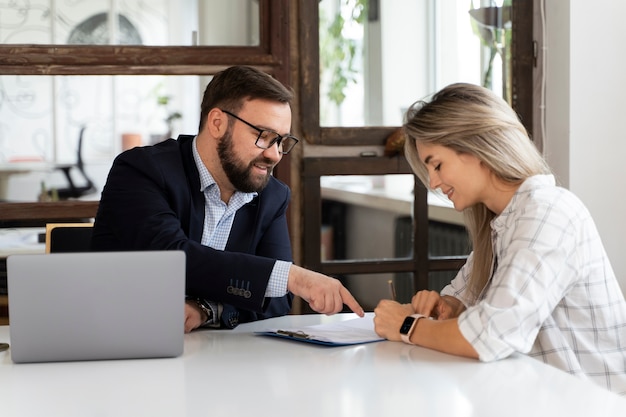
left=0, top=74, right=203, bottom=164
left=0, top=0, right=259, bottom=46
left=0, top=73, right=208, bottom=201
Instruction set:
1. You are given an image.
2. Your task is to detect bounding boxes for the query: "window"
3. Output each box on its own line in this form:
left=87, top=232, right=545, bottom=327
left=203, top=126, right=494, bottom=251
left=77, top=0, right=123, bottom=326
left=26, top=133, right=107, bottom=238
left=300, top=0, right=533, bottom=145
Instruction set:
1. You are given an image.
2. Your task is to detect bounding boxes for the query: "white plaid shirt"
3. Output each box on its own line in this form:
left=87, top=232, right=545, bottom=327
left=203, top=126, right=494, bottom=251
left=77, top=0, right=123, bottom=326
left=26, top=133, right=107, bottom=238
left=442, top=175, right=626, bottom=395
left=191, top=138, right=290, bottom=323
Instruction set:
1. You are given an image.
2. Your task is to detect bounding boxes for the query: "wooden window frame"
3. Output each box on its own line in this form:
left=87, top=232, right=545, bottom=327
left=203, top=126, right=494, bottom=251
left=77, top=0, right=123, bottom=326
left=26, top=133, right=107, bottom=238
left=302, top=156, right=466, bottom=293
left=0, top=0, right=291, bottom=79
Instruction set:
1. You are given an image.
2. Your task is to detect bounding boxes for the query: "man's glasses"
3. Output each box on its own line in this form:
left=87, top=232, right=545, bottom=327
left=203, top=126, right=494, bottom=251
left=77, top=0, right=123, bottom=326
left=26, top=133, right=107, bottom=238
left=220, top=109, right=299, bottom=155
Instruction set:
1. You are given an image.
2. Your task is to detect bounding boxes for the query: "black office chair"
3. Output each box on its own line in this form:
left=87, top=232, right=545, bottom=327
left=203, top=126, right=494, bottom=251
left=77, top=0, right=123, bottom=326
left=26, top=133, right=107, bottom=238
left=45, top=223, right=94, bottom=253
left=52, top=126, right=97, bottom=200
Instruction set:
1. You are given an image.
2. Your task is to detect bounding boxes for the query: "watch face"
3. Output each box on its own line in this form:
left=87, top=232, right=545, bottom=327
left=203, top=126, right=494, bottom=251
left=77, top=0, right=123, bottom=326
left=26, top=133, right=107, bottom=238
left=399, top=316, right=416, bottom=335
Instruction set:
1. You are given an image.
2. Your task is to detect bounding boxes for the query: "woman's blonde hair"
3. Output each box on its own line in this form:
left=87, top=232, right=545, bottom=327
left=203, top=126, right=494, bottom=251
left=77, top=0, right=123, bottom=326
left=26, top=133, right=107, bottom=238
left=403, top=83, right=551, bottom=300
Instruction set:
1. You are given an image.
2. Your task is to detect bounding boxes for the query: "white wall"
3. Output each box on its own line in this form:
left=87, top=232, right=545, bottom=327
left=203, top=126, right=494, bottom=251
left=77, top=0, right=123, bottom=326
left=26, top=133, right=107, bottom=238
left=544, top=1, right=626, bottom=295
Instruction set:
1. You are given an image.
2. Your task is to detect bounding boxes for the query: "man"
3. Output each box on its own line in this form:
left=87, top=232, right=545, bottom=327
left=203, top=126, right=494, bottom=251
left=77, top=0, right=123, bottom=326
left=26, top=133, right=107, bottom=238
left=91, top=66, right=363, bottom=332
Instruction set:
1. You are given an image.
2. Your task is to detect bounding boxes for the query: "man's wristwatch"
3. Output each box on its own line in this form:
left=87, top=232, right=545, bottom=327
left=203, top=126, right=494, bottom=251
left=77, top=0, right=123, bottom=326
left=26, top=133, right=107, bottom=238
left=191, top=298, right=213, bottom=325
left=399, top=314, right=425, bottom=345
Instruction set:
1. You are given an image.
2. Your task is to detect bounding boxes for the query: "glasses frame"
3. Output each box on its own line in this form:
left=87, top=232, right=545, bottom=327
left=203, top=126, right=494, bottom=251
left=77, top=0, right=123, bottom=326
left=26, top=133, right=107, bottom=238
left=220, top=109, right=299, bottom=155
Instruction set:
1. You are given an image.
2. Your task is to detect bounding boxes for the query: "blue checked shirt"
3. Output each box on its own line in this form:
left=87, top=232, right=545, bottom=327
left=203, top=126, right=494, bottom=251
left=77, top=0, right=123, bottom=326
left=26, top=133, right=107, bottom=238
left=192, top=138, right=291, bottom=324
left=442, top=175, right=626, bottom=395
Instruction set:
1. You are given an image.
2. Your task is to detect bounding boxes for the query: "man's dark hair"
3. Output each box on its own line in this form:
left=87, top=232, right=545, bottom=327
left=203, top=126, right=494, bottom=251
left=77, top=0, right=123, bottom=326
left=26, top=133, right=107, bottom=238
left=198, top=65, right=294, bottom=132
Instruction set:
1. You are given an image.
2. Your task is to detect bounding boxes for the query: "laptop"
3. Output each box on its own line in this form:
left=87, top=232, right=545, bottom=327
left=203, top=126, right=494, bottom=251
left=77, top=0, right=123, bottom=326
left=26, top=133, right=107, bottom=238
left=6, top=251, right=186, bottom=363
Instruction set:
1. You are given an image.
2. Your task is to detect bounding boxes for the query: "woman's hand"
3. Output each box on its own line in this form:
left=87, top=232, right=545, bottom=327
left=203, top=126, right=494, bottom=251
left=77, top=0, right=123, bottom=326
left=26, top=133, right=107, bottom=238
left=411, top=291, right=465, bottom=320
left=373, top=300, right=414, bottom=341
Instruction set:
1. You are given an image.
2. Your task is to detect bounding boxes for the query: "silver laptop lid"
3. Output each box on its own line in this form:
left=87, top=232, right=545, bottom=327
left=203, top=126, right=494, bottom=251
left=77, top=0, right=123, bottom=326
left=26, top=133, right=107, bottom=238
left=7, top=251, right=185, bottom=363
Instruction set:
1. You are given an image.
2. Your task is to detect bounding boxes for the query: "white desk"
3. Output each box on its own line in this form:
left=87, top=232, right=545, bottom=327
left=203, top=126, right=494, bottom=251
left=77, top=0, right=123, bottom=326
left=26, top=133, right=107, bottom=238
left=0, top=313, right=625, bottom=417
left=0, top=228, right=45, bottom=257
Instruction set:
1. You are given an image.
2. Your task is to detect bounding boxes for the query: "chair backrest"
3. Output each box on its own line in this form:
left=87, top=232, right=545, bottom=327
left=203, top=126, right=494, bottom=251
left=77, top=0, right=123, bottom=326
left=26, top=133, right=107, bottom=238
left=53, top=126, right=96, bottom=200
left=45, top=223, right=94, bottom=253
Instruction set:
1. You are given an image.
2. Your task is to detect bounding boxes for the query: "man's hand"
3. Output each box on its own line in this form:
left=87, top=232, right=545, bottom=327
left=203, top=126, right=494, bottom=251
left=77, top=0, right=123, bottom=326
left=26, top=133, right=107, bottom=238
left=184, top=300, right=206, bottom=333
left=287, top=264, right=364, bottom=317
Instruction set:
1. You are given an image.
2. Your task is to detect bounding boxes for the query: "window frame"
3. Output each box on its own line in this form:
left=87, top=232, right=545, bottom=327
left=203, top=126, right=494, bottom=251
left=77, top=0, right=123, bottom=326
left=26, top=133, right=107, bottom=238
left=302, top=156, right=466, bottom=293
left=0, top=0, right=290, bottom=80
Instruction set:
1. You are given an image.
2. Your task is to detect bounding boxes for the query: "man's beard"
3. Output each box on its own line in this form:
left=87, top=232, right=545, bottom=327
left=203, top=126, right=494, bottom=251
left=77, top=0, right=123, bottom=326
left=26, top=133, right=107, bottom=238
left=217, top=129, right=274, bottom=193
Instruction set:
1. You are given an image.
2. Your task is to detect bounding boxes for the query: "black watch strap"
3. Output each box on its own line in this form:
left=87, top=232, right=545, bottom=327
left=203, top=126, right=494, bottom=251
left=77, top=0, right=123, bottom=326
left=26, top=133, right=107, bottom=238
left=192, top=298, right=213, bottom=325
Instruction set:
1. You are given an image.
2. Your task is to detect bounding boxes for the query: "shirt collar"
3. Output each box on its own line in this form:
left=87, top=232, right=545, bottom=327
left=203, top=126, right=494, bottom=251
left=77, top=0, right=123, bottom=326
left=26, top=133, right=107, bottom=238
left=492, top=174, right=555, bottom=229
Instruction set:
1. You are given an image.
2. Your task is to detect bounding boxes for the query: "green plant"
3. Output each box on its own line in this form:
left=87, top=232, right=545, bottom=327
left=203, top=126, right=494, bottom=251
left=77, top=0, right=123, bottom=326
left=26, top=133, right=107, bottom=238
left=147, top=81, right=183, bottom=136
left=469, top=0, right=513, bottom=103
left=319, top=0, right=367, bottom=107
left=156, top=94, right=182, bottom=133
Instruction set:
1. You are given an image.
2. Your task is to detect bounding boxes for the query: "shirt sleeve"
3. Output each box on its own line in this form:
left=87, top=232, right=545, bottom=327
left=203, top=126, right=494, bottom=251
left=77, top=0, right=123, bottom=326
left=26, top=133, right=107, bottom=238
left=457, top=202, right=580, bottom=362
left=265, top=260, right=291, bottom=297
left=440, top=252, right=475, bottom=308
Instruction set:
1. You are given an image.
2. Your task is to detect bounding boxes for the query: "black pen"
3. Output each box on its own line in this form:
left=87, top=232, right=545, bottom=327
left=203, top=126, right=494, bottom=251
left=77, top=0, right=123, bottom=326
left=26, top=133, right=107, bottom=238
left=276, top=330, right=310, bottom=339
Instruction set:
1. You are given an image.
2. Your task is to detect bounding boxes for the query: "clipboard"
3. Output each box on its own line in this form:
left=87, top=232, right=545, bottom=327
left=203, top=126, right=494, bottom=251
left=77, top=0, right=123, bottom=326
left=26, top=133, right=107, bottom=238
left=255, top=315, right=385, bottom=347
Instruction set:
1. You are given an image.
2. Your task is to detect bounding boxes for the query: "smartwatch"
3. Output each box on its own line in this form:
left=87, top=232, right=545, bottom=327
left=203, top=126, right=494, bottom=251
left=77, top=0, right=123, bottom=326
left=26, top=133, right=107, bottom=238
left=399, top=314, right=425, bottom=345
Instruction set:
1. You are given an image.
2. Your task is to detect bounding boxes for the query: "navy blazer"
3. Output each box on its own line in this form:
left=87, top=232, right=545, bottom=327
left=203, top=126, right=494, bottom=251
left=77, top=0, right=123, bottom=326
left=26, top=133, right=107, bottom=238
left=91, top=135, right=293, bottom=328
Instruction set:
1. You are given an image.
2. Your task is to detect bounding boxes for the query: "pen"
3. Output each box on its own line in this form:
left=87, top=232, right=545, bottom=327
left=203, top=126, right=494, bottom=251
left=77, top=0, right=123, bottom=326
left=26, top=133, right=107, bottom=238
left=0, top=343, right=9, bottom=353
left=276, top=330, right=310, bottom=340
left=388, top=280, right=397, bottom=301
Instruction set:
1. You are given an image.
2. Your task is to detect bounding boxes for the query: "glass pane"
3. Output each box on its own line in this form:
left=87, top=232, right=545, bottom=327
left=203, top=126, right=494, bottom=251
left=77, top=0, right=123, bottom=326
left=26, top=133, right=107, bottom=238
left=321, top=174, right=415, bottom=262
left=429, top=270, right=458, bottom=293
left=319, top=0, right=512, bottom=127
left=320, top=174, right=468, bottom=263
left=341, top=273, right=414, bottom=311
left=0, top=0, right=259, bottom=46
left=0, top=74, right=204, bottom=201
left=339, top=270, right=469, bottom=311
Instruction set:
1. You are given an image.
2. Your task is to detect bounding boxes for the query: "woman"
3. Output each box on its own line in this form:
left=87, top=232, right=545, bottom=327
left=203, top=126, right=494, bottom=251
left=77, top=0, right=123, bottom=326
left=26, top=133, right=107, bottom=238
left=374, top=83, right=626, bottom=395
